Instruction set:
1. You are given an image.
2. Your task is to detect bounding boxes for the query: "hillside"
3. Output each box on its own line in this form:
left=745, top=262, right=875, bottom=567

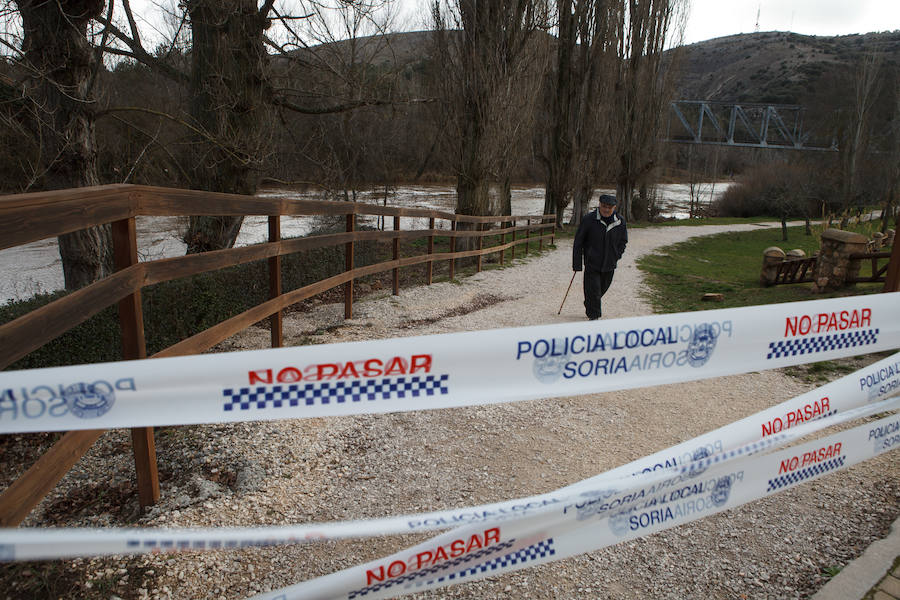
left=673, top=30, right=900, bottom=106
left=678, top=31, right=900, bottom=110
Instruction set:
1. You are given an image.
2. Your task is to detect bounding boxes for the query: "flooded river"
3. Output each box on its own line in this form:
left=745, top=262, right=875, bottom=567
left=0, top=182, right=727, bottom=305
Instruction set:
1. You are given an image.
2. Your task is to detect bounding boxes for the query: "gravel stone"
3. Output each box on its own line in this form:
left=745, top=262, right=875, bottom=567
left=12, top=222, right=898, bottom=600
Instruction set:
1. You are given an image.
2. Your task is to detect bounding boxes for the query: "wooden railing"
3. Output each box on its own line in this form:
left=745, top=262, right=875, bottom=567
left=772, top=249, right=895, bottom=286
left=848, top=251, right=893, bottom=284
left=773, top=256, right=817, bottom=285
left=0, top=184, right=556, bottom=526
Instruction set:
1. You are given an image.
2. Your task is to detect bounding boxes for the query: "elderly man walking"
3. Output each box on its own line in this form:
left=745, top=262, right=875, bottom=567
left=572, top=194, right=628, bottom=320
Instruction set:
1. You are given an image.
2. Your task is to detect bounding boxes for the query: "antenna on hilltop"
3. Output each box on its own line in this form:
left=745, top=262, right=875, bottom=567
left=755, top=2, right=761, bottom=32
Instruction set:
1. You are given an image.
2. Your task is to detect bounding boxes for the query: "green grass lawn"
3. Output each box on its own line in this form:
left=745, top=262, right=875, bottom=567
left=636, top=224, right=887, bottom=314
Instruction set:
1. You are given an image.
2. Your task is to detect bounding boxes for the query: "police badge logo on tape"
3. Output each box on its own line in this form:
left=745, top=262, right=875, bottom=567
left=533, top=339, right=569, bottom=383
left=687, top=323, right=719, bottom=368
left=62, top=382, right=115, bottom=419
left=711, top=475, right=732, bottom=507
left=685, top=446, right=711, bottom=478
left=608, top=509, right=631, bottom=536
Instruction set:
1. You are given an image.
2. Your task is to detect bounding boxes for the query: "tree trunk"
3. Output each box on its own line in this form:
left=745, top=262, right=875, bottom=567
left=569, top=185, right=592, bottom=227
left=183, top=0, right=271, bottom=253
left=17, top=0, right=112, bottom=290
left=499, top=178, right=512, bottom=217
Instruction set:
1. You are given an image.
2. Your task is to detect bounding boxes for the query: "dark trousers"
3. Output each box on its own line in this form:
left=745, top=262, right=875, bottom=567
left=583, top=268, right=615, bottom=319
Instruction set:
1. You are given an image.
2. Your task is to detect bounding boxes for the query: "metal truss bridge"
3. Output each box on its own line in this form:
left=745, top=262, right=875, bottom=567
left=665, top=100, right=836, bottom=151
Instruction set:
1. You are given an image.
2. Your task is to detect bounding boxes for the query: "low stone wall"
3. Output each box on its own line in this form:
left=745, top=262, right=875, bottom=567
left=812, top=229, right=869, bottom=292
left=759, top=228, right=895, bottom=291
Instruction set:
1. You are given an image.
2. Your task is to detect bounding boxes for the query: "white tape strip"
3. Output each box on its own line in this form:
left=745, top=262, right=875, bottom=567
left=1, top=294, right=898, bottom=433
left=3, top=353, right=898, bottom=563
left=253, top=407, right=900, bottom=600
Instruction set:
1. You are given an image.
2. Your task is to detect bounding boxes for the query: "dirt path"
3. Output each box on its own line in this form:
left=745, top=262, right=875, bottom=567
left=13, top=222, right=897, bottom=600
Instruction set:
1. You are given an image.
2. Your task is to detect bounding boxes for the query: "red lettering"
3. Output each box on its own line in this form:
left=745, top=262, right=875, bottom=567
left=366, top=566, right=385, bottom=585
left=799, top=315, right=812, bottom=335
left=785, top=317, right=798, bottom=337
left=339, top=362, right=360, bottom=379
left=787, top=409, right=801, bottom=427
left=410, top=354, right=432, bottom=374
left=433, top=545, right=449, bottom=563
left=762, top=417, right=783, bottom=438
left=817, top=313, right=829, bottom=331
left=466, top=534, right=483, bottom=553
left=840, top=310, right=850, bottom=329
left=384, top=356, right=407, bottom=376
left=485, top=527, right=500, bottom=545
left=801, top=451, right=815, bottom=467
left=450, top=539, right=466, bottom=557
left=387, top=560, right=406, bottom=578
left=363, top=359, right=383, bottom=377
left=316, top=364, right=339, bottom=380
left=249, top=369, right=272, bottom=385
left=415, top=551, right=433, bottom=569
left=277, top=367, right=302, bottom=383
left=862, top=308, right=871, bottom=327
left=821, top=396, right=830, bottom=413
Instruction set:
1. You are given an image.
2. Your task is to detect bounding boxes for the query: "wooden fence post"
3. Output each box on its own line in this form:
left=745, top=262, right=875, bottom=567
left=345, top=213, right=355, bottom=318
left=427, top=217, right=435, bottom=285
left=499, top=221, right=505, bottom=266
left=884, top=238, right=900, bottom=292
left=393, top=215, right=400, bottom=295
left=538, top=217, right=544, bottom=253
left=510, top=219, right=516, bottom=261
left=524, top=217, right=530, bottom=255
left=450, top=219, right=457, bottom=280
left=112, top=217, right=160, bottom=509
left=268, top=216, right=283, bottom=347
left=476, top=223, right=484, bottom=272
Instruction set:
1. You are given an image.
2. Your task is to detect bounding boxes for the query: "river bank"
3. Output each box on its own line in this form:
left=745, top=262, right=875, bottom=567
left=0, top=183, right=729, bottom=305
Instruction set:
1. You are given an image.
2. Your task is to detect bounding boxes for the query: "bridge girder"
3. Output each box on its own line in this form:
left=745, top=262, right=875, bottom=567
left=665, top=100, right=837, bottom=151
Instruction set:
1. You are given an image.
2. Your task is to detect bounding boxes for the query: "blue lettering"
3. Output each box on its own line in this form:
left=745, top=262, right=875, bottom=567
left=516, top=341, right=532, bottom=360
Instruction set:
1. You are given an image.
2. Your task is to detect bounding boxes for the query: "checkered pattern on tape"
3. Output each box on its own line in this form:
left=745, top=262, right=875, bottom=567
left=424, top=539, right=557, bottom=586
left=766, top=456, right=846, bottom=492
left=221, top=374, right=449, bottom=411
left=766, top=329, right=879, bottom=360
left=347, top=539, right=516, bottom=599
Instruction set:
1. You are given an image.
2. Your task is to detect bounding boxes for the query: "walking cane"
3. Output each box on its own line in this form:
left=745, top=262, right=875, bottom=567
left=558, top=271, right=577, bottom=315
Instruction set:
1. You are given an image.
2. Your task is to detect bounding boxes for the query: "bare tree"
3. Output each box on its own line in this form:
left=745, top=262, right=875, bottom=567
left=180, top=0, right=274, bottom=252
left=4, top=0, right=113, bottom=290
left=540, top=0, right=618, bottom=227
left=98, top=0, right=415, bottom=250
left=610, top=0, right=685, bottom=222
left=431, top=0, right=550, bottom=226
left=837, top=51, right=881, bottom=226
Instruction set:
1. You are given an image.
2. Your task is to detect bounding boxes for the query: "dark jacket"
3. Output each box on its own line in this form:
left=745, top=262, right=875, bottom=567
left=573, top=209, right=628, bottom=272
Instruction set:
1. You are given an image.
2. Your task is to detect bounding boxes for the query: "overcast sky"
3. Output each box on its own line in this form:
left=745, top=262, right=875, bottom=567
left=61, top=0, right=900, bottom=49
left=681, top=0, right=900, bottom=45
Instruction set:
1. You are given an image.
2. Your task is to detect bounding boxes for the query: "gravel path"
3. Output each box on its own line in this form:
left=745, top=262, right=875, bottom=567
left=9, top=222, right=898, bottom=600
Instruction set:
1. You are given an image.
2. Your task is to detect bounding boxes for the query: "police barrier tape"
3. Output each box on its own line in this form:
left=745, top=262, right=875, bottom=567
left=252, top=403, right=900, bottom=600
left=1, top=294, right=898, bottom=434
left=2, top=351, right=898, bottom=563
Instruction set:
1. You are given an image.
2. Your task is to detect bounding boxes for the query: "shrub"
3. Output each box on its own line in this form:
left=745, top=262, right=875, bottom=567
left=711, top=163, right=816, bottom=219
left=1, top=221, right=380, bottom=371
